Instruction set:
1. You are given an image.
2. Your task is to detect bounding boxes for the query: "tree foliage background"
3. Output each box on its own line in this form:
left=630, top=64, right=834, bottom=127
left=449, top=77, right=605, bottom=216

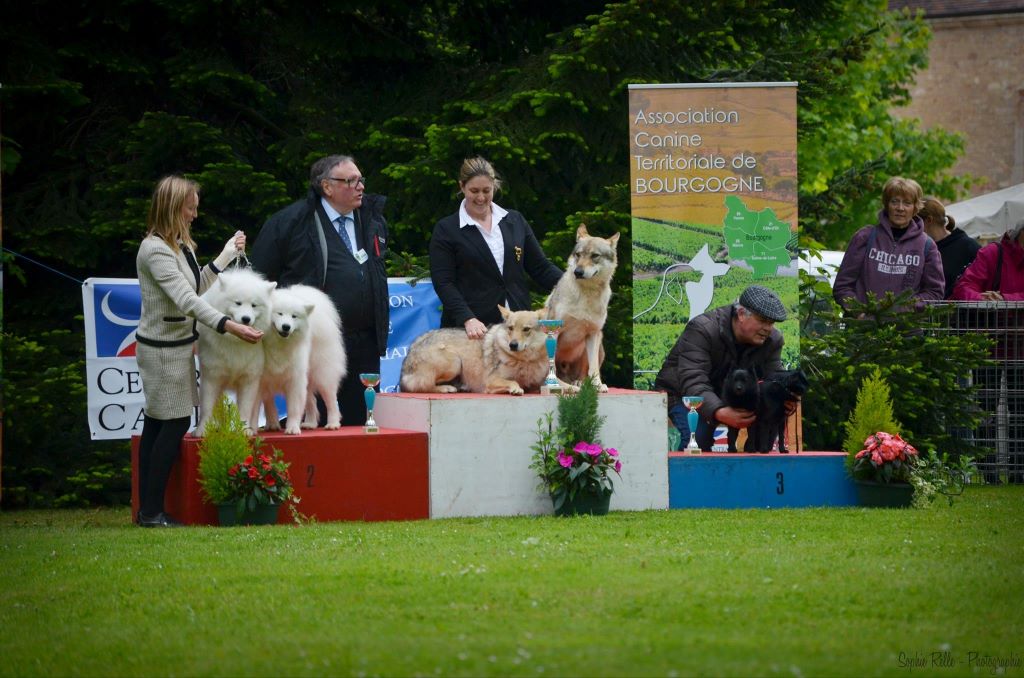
left=1, top=0, right=970, bottom=507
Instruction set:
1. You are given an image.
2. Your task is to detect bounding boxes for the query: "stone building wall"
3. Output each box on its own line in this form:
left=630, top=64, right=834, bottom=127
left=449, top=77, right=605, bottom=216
left=893, top=11, right=1024, bottom=195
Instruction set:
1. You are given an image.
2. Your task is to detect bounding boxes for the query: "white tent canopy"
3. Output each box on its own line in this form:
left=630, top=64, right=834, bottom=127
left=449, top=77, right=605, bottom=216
left=800, top=249, right=844, bottom=288
left=946, top=183, right=1024, bottom=241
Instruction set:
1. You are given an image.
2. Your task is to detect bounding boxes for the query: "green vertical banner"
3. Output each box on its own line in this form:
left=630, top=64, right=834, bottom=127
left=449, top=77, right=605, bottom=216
left=629, top=82, right=799, bottom=389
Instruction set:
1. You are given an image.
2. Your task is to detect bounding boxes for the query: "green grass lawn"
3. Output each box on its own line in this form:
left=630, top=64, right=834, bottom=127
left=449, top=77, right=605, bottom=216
left=2, top=488, right=1022, bottom=677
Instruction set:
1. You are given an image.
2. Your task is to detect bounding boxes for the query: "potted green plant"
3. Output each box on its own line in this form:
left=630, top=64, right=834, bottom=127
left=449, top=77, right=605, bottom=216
left=220, top=447, right=296, bottom=525
left=530, top=376, right=622, bottom=516
left=842, top=368, right=911, bottom=505
left=848, top=431, right=919, bottom=507
left=197, top=396, right=299, bottom=525
left=844, top=370, right=972, bottom=508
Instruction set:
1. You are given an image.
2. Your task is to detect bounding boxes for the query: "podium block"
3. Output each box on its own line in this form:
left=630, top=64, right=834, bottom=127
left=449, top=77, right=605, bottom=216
left=668, top=451, right=858, bottom=509
left=131, top=428, right=429, bottom=525
left=374, top=388, right=669, bottom=518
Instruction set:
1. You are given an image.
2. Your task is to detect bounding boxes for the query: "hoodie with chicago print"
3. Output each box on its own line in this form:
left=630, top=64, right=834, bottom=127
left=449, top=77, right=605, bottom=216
left=833, top=210, right=945, bottom=311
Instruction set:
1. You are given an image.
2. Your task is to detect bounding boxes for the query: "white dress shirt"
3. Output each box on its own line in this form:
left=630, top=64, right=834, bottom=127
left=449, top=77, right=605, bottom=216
left=321, top=197, right=357, bottom=253
left=459, top=199, right=508, bottom=275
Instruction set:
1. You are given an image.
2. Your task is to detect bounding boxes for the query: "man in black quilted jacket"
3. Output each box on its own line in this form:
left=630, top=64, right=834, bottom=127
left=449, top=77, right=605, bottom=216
left=654, top=285, right=787, bottom=451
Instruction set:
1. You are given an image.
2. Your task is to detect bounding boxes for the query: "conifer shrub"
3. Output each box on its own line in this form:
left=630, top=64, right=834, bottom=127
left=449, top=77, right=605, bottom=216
left=556, top=375, right=605, bottom=449
left=196, top=396, right=252, bottom=505
left=842, top=368, right=902, bottom=467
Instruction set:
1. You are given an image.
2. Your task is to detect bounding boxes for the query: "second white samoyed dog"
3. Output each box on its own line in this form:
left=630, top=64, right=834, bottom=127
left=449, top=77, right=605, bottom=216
left=259, top=285, right=347, bottom=433
left=196, top=268, right=276, bottom=435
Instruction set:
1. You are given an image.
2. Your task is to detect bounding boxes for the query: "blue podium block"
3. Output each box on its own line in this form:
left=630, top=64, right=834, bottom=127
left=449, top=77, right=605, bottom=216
left=668, top=451, right=859, bottom=509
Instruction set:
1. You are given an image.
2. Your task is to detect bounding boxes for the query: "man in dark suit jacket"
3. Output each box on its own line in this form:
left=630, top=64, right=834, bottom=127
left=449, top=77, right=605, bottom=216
left=251, top=154, right=389, bottom=426
left=429, top=157, right=562, bottom=336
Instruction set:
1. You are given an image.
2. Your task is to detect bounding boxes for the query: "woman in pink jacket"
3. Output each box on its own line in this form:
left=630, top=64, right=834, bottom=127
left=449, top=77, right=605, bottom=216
left=951, top=221, right=1024, bottom=301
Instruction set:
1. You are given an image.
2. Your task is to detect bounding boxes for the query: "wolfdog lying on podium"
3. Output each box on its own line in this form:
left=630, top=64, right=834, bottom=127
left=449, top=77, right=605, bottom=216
left=400, top=306, right=575, bottom=395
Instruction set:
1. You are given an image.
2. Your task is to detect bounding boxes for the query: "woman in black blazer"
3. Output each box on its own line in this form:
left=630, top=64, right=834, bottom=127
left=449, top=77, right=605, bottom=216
left=429, top=157, right=563, bottom=339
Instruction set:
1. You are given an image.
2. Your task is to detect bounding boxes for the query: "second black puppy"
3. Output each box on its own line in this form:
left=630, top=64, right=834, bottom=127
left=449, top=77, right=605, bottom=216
left=721, top=368, right=759, bottom=452
left=746, top=369, right=809, bottom=453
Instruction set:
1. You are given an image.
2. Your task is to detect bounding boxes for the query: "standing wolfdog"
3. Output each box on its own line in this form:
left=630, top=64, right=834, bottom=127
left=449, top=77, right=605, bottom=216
left=400, top=306, right=575, bottom=395
left=545, top=224, right=619, bottom=391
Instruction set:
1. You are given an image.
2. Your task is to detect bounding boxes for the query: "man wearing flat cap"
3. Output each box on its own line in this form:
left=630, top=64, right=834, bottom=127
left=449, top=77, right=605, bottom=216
left=655, top=285, right=789, bottom=451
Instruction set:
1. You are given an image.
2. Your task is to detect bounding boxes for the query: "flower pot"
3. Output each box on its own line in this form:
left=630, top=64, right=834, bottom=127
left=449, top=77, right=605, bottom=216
left=854, top=480, right=914, bottom=508
left=553, top=489, right=612, bottom=516
left=217, top=502, right=282, bottom=526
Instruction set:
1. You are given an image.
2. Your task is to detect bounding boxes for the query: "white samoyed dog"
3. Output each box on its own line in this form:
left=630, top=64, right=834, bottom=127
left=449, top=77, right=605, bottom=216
left=196, top=268, right=276, bottom=436
left=259, top=285, right=347, bottom=433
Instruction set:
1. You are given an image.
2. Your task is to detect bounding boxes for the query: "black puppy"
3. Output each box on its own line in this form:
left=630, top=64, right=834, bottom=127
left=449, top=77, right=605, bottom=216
left=721, top=368, right=759, bottom=452
left=746, top=369, right=809, bottom=453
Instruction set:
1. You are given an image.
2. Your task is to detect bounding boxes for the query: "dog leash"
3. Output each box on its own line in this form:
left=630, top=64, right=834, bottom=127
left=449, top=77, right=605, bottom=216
left=227, top=251, right=252, bottom=270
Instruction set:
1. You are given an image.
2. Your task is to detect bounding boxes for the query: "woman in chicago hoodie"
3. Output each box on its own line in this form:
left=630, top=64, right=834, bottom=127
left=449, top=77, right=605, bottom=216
left=833, top=176, right=945, bottom=312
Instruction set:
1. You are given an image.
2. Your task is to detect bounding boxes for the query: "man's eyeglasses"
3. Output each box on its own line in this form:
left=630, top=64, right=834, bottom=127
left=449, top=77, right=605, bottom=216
left=327, top=176, right=366, bottom=188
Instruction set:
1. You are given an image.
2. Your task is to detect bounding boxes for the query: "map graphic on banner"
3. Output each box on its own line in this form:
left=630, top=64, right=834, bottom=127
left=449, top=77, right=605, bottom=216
left=722, top=195, right=792, bottom=278
left=82, top=278, right=441, bottom=440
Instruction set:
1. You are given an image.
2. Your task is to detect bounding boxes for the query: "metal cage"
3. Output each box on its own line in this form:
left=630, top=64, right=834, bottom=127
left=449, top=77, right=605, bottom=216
left=931, top=301, right=1024, bottom=484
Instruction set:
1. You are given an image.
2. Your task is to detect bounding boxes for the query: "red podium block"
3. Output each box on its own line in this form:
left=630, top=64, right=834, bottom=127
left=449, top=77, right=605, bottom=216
left=131, top=428, right=429, bottom=525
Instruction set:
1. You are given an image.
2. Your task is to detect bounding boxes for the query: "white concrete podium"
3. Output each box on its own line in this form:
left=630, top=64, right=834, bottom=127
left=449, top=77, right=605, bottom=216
left=374, top=388, right=669, bottom=518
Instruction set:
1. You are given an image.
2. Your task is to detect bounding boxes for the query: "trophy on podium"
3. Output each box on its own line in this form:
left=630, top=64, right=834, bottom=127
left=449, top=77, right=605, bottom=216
left=682, top=395, right=704, bottom=454
left=359, top=373, right=381, bottom=433
left=538, top=319, right=564, bottom=394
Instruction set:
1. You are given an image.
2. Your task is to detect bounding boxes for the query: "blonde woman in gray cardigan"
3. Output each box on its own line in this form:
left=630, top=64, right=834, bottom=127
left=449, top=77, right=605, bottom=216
left=135, top=175, right=263, bottom=527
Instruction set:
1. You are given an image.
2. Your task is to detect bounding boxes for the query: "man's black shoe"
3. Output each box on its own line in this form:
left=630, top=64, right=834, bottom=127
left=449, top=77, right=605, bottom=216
left=138, top=512, right=183, bottom=528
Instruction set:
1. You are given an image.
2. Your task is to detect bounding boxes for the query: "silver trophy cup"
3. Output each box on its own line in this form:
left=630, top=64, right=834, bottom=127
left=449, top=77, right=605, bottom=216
left=538, top=319, right=564, bottom=395
left=682, top=395, right=704, bottom=454
left=360, top=373, right=381, bottom=434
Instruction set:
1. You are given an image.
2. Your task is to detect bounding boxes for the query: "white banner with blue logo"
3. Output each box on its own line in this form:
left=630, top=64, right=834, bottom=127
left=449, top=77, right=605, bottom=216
left=83, top=277, right=441, bottom=440
left=83, top=278, right=148, bottom=438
